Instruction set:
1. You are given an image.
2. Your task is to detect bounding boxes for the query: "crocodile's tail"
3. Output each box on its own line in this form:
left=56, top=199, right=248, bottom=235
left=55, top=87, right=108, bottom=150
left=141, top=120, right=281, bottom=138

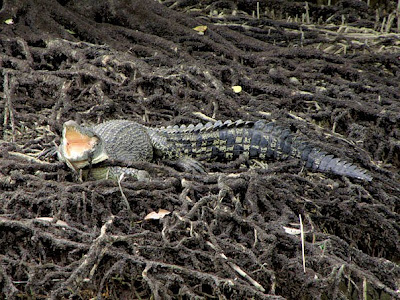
left=149, top=120, right=372, bottom=181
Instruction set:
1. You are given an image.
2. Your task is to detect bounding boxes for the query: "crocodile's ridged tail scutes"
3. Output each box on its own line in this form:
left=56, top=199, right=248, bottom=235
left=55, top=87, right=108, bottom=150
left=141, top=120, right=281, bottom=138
left=148, top=120, right=372, bottom=181
left=253, top=121, right=372, bottom=181
left=305, top=150, right=372, bottom=181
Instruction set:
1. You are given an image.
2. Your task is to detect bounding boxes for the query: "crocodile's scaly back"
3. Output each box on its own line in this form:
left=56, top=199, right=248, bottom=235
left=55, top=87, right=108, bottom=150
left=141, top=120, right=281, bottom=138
left=148, top=120, right=372, bottom=181
left=93, top=120, right=153, bottom=162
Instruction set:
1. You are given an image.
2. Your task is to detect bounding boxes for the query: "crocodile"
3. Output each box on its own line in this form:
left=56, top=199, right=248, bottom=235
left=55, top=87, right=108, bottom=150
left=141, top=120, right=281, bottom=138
left=57, top=119, right=372, bottom=181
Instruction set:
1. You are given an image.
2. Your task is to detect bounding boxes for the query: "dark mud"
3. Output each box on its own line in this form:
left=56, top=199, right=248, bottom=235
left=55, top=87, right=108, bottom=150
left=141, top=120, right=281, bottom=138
left=0, top=0, right=399, bottom=299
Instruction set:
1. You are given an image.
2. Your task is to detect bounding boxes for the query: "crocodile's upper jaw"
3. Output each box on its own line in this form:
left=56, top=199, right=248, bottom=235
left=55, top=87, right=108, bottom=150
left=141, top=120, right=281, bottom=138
left=58, top=120, right=109, bottom=170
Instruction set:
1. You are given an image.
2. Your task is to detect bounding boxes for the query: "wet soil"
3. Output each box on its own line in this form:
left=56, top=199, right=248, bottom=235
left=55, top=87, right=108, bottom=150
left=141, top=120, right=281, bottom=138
left=0, top=0, right=400, bottom=299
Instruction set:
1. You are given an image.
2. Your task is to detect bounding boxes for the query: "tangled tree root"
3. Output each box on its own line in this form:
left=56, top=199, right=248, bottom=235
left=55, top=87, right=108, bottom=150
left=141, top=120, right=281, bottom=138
left=1, top=0, right=400, bottom=299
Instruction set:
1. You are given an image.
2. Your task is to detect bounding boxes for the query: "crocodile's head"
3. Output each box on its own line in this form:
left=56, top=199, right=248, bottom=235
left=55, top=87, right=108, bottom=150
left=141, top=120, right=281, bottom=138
left=58, top=120, right=109, bottom=170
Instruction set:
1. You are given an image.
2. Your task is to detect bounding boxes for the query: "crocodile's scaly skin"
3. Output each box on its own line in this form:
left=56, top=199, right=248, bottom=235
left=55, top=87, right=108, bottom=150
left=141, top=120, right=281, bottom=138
left=87, top=119, right=372, bottom=181
left=92, top=120, right=153, bottom=162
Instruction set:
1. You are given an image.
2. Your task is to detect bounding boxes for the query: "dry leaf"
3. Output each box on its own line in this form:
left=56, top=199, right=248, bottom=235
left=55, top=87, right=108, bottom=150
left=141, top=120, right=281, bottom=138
left=283, top=226, right=301, bottom=235
left=144, top=209, right=171, bottom=220
left=232, top=86, right=242, bottom=93
left=36, top=217, right=69, bottom=227
left=193, top=25, right=207, bottom=34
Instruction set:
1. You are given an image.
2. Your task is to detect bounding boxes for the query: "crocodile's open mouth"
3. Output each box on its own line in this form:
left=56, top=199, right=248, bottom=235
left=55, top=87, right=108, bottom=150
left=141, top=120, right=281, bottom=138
left=58, top=120, right=109, bottom=171
left=63, top=126, right=98, bottom=160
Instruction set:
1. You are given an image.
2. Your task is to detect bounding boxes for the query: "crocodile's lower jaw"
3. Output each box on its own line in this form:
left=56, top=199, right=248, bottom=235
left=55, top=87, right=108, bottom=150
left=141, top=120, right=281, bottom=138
left=70, top=160, right=90, bottom=169
left=67, top=152, right=109, bottom=170
left=91, top=152, right=109, bottom=165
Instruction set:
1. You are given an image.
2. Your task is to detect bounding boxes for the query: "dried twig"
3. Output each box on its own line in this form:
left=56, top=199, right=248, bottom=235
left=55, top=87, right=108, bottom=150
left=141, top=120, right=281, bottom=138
left=299, top=214, right=306, bottom=273
left=3, top=72, right=16, bottom=142
left=118, top=173, right=131, bottom=211
left=192, top=112, right=217, bottom=123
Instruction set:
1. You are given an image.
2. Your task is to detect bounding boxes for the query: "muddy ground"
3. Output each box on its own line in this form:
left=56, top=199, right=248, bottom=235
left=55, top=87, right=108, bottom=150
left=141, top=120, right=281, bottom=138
left=0, top=0, right=400, bottom=299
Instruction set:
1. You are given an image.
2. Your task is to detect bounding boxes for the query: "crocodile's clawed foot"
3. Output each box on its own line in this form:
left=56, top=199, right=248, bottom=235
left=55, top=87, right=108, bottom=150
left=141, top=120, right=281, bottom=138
left=135, top=170, right=151, bottom=181
left=165, top=157, right=206, bottom=174
left=105, top=167, right=151, bottom=181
